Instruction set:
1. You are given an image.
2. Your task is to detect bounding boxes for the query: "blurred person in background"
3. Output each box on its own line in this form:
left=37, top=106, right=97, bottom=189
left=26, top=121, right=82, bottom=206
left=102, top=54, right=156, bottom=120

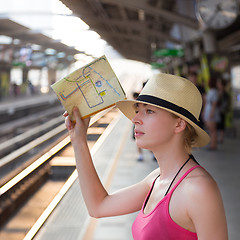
left=217, top=78, right=230, bottom=144
left=203, top=77, right=220, bottom=150
left=188, top=72, right=206, bottom=129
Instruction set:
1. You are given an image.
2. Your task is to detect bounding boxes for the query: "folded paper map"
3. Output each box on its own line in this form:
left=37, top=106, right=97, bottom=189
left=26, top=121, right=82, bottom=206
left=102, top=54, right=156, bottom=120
left=51, top=55, right=126, bottom=120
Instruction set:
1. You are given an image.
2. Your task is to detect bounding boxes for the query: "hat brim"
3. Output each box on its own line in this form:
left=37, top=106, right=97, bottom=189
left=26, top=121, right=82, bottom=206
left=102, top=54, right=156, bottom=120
left=116, top=99, right=210, bottom=147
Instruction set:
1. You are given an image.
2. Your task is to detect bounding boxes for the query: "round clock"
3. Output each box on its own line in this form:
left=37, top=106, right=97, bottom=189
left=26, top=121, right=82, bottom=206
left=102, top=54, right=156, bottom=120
left=196, top=0, right=239, bottom=30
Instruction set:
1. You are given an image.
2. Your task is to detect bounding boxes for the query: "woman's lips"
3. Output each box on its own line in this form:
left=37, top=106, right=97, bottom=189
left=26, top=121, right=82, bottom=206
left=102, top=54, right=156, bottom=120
left=134, top=130, right=144, bottom=137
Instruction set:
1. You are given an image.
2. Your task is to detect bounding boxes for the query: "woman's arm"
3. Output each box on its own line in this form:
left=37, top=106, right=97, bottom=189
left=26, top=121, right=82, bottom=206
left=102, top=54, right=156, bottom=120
left=64, top=107, right=155, bottom=218
left=210, top=100, right=218, bottom=120
left=209, top=90, right=219, bottom=120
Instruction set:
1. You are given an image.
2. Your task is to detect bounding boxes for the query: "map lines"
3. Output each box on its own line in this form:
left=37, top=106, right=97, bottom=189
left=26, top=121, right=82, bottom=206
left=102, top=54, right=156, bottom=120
left=51, top=55, right=125, bottom=119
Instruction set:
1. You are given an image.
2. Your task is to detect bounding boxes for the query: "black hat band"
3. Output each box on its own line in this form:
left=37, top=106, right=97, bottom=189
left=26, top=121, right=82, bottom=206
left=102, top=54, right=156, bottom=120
left=136, top=95, right=199, bottom=126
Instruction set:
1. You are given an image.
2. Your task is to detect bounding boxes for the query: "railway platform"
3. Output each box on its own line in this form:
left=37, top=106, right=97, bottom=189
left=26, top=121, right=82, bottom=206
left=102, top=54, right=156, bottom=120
left=29, top=111, right=240, bottom=240
left=0, top=93, right=59, bottom=114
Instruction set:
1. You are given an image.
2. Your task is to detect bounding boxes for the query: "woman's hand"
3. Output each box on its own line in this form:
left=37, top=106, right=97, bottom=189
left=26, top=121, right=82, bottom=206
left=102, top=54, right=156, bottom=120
left=63, top=107, right=90, bottom=144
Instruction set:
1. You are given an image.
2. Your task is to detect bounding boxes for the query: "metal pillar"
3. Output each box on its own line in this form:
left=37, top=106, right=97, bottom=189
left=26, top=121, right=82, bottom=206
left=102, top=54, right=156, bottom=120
left=48, top=68, right=56, bottom=88
left=202, top=30, right=217, bottom=54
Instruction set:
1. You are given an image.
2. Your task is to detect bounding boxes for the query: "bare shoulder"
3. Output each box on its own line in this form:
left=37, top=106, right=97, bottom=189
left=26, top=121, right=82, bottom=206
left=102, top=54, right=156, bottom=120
left=184, top=166, right=220, bottom=199
left=183, top=166, right=228, bottom=239
left=143, top=168, right=160, bottom=188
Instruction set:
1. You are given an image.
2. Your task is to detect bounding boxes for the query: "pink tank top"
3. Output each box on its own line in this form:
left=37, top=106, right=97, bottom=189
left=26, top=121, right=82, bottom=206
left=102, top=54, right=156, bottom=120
left=132, top=165, right=202, bottom=240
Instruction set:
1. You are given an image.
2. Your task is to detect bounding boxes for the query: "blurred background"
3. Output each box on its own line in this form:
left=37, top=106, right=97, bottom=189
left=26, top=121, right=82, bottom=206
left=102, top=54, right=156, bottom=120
left=0, top=0, right=152, bottom=99
left=0, top=0, right=240, bottom=239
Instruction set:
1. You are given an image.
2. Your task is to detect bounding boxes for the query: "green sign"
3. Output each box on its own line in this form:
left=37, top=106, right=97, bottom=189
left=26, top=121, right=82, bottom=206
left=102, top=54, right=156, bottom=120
left=151, top=62, right=165, bottom=69
left=154, top=49, right=184, bottom=57
left=12, top=61, right=26, bottom=67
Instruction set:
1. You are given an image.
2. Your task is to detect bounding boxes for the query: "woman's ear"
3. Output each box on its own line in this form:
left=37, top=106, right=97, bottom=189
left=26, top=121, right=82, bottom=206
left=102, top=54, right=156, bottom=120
left=175, top=118, right=186, bottom=133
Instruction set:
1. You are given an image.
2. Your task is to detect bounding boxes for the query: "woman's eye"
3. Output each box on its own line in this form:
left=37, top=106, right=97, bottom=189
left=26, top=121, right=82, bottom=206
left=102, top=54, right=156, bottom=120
left=147, top=109, right=154, bottom=114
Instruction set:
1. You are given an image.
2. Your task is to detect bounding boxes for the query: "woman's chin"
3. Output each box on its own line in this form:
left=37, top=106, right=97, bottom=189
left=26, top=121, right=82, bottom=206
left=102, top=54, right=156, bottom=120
left=136, top=142, right=151, bottom=151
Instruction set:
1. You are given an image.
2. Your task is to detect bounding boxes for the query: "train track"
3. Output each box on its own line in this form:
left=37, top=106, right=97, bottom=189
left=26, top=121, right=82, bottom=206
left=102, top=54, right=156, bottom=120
left=0, top=73, right=136, bottom=240
left=0, top=106, right=120, bottom=240
left=0, top=105, right=66, bottom=187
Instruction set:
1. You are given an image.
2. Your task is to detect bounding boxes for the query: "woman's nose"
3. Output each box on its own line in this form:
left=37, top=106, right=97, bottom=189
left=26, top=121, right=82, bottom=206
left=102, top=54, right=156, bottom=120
left=131, top=112, right=143, bottom=124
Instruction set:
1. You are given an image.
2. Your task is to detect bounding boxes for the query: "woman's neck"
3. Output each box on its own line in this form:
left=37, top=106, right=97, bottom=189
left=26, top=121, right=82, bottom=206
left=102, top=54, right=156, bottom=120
left=153, top=146, right=190, bottom=179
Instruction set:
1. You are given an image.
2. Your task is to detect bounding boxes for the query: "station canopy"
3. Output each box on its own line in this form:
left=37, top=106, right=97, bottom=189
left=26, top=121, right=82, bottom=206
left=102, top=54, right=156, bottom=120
left=60, top=0, right=240, bottom=64
left=0, top=18, right=80, bottom=69
left=60, top=0, right=198, bottom=63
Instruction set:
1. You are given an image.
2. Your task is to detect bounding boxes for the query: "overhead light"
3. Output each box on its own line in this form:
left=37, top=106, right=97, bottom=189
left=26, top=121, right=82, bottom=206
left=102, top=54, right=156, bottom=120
left=67, top=55, right=74, bottom=61
left=151, top=42, right=157, bottom=49
left=31, top=44, right=42, bottom=51
left=13, top=38, right=21, bottom=45
left=0, top=35, right=12, bottom=44
left=56, top=52, right=65, bottom=58
left=138, top=9, right=145, bottom=21
left=45, top=48, right=56, bottom=55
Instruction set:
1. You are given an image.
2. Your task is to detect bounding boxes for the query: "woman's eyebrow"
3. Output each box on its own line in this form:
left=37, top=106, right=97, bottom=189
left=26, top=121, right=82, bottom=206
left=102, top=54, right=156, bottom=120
left=133, top=103, right=139, bottom=109
left=133, top=103, right=149, bottom=109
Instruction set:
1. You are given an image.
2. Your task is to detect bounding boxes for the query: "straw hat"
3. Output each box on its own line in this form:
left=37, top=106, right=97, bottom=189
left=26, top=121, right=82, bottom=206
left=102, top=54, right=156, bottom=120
left=116, top=73, right=209, bottom=147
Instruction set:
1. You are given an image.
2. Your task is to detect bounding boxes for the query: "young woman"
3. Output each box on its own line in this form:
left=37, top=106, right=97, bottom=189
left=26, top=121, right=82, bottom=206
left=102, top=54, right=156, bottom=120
left=64, top=73, right=228, bottom=239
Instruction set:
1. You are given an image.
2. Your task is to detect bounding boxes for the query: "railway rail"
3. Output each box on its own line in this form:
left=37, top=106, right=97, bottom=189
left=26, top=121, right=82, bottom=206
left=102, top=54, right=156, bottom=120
left=0, top=74, right=135, bottom=240
left=0, top=103, right=67, bottom=187
left=0, top=106, right=119, bottom=240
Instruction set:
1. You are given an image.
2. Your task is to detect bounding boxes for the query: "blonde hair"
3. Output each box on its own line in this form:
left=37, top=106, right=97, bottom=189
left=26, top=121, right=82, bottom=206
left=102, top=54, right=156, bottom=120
left=170, top=113, right=198, bottom=153
left=183, top=123, right=198, bottom=154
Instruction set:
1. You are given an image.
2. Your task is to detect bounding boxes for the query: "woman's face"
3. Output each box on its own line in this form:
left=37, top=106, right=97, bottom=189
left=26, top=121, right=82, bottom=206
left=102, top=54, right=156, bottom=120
left=132, top=103, right=178, bottom=151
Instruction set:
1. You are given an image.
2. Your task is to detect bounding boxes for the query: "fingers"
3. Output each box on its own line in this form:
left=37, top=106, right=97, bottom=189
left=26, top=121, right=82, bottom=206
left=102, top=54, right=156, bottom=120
left=82, top=116, right=91, bottom=129
left=65, top=115, right=73, bottom=130
left=63, top=111, right=72, bottom=130
left=63, top=111, right=69, bottom=117
left=64, top=107, right=90, bottom=132
left=73, top=107, right=91, bottom=130
left=72, top=107, right=82, bottom=123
